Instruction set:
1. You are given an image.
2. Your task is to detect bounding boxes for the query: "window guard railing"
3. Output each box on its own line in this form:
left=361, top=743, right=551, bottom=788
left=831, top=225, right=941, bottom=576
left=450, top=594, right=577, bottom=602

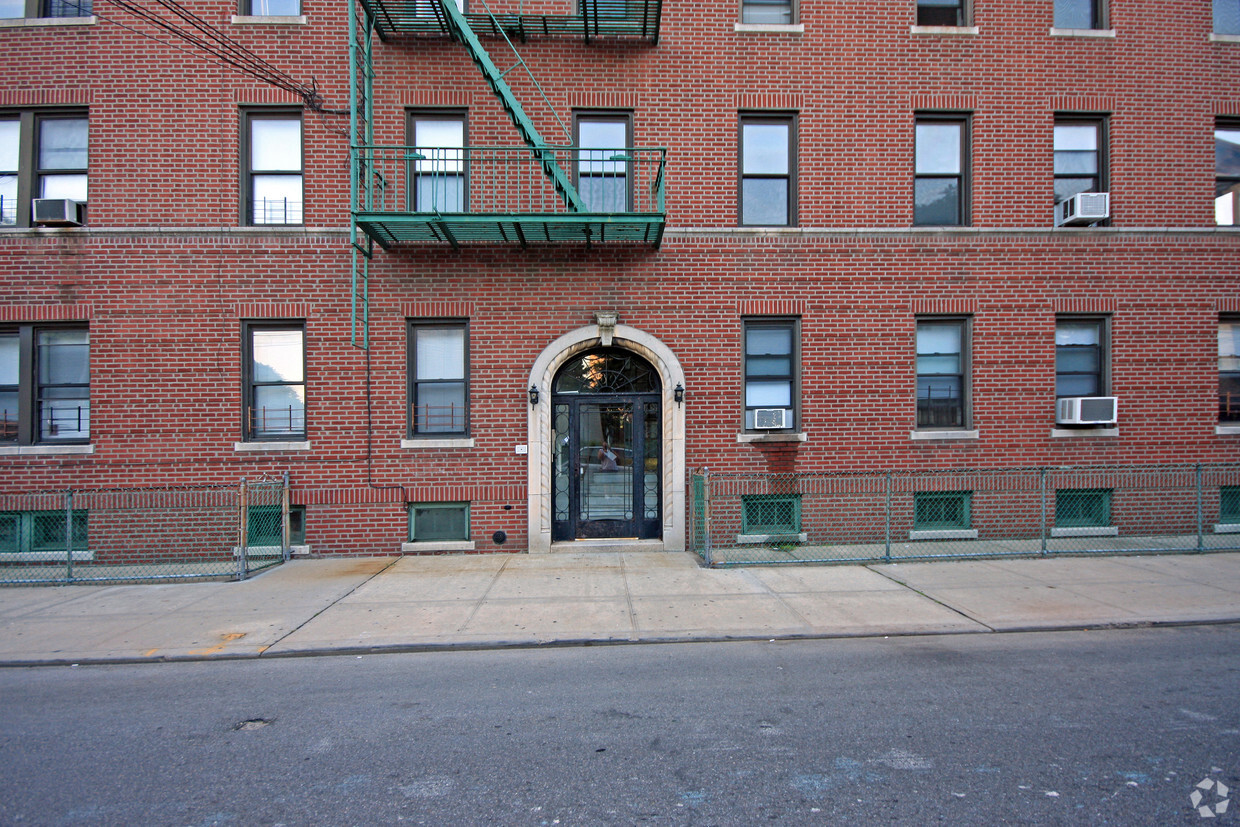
left=1222, top=390, right=1240, bottom=423
left=354, top=145, right=667, bottom=216
left=248, top=198, right=304, bottom=226
left=247, top=405, right=305, bottom=438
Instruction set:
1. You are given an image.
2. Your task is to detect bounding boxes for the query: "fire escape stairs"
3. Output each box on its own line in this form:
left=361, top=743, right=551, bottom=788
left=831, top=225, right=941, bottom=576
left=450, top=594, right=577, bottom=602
left=434, top=0, right=586, bottom=214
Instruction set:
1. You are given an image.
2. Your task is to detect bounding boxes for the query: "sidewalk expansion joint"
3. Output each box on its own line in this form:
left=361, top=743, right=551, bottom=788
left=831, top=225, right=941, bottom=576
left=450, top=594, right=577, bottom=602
left=866, top=564, right=997, bottom=632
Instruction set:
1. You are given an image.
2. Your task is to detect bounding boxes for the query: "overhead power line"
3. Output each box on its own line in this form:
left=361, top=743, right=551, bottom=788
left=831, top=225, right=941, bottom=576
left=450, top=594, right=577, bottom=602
left=86, top=0, right=347, bottom=115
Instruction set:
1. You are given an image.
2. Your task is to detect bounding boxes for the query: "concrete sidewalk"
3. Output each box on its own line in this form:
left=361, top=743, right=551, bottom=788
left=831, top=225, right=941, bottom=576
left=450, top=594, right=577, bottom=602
left=1, top=551, right=1239, bottom=665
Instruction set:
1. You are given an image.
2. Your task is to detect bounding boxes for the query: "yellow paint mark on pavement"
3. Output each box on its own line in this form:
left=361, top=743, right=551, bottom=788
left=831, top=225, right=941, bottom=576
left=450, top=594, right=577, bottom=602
left=190, top=632, right=247, bottom=656
left=143, top=649, right=159, bottom=657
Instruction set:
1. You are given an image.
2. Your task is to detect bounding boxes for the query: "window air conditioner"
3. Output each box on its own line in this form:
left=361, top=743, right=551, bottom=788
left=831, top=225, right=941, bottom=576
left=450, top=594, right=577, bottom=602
left=1056, top=396, right=1117, bottom=426
left=1054, top=192, right=1110, bottom=226
left=32, top=199, right=84, bottom=227
left=753, top=408, right=788, bottom=429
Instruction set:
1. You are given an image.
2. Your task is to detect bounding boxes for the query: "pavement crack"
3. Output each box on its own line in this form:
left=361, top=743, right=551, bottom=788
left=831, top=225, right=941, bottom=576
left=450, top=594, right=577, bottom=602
left=619, top=553, right=639, bottom=640
left=456, top=555, right=512, bottom=633
left=866, top=565, right=997, bottom=632
left=262, top=557, right=403, bottom=654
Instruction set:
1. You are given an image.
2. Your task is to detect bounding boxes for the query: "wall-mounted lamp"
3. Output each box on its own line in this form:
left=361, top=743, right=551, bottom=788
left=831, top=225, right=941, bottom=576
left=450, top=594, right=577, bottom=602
left=528, top=385, right=540, bottom=406
left=673, top=383, right=685, bottom=405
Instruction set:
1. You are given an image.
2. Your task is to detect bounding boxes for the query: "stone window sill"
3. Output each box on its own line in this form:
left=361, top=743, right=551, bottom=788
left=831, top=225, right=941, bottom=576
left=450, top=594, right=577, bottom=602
left=737, top=532, right=807, bottom=545
left=734, top=23, right=803, bottom=34
left=234, top=544, right=310, bottom=557
left=910, top=25, right=979, bottom=36
left=909, top=529, right=978, bottom=541
left=401, top=437, right=475, bottom=449
left=737, top=431, right=807, bottom=443
left=231, top=15, right=308, bottom=25
left=1049, top=27, right=1116, bottom=38
left=1209, top=33, right=1240, bottom=43
left=0, top=444, right=94, bottom=456
left=1217, top=424, right=1240, bottom=436
left=0, top=16, right=96, bottom=28
left=910, top=429, right=979, bottom=441
left=1051, top=427, right=1118, bottom=438
left=234, top=440, right=311, bottom=452
left=402, top=540, right=476, bottom=553
left=1050, top=526, right=1118, bottom=538
left=1215, top=524, right=1240, bottom=534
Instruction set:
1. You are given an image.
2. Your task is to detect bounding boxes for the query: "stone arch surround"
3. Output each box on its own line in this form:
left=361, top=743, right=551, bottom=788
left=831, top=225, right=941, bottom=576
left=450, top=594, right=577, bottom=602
left=526, top=324, right=686, bottom=553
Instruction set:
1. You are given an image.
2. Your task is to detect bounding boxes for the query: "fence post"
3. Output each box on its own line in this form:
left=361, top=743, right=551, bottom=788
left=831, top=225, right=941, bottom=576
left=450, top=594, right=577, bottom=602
left=702, top=471, right=713, bottom=567
left=884, top=471, right=892, bottom=563
left=281, top=471, right=291, bottom=562
left=64, top=489, right=74, bottom=581
left=1196, top=463, right=1204, bottom=553
left=1039, top=467, right=1048, bottom=557
left=237, top=479, right=248, bottom=580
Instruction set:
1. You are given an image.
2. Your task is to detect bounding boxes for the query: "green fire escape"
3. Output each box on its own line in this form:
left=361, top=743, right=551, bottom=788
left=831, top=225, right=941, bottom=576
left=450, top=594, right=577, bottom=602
left=348, top=0, right=666, bottom=344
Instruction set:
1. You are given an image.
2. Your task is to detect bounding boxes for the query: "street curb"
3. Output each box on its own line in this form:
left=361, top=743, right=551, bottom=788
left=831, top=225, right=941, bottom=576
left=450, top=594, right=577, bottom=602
left=3, top=615, right=1237, bottom=669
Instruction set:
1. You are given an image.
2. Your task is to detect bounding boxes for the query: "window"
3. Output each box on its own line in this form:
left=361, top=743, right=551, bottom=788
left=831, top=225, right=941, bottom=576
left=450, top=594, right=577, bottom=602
left=743, top=318, right=797, bottom=431
left=742, top=0, right=792, bottom=24
left=914, top=491, right=971, bottom=530
left=408, top=111, right=466, bottom=213
left=916, top=319, right=968, bottom=428
left=0, top=325, right=89, bottom=445
left=408, top=320, right=468, bottom=436
left=741, top=494, right=801, bottom=535
left=1221, top=319, right=1240, bottom=423
left=409, top=502, right=469, bottom=542
left=1054, top=117, right=1105, bottom=205
left=1055, top=488, right=1112, bottom=528
left=914, top=115, right=968, bottom=226
left=1056, top=318, right=1107, bottom=398
left=37, top=116, right=89, bottom=208
left=0, top=510, right=88, bottom=559
left=243, top=323, right=305, bottom=441
left=246, top=505, right=305, bottom=546
left=0, top=112, right=89, bottom=228
left=246, top=0, right=299, bottom=13
left=575, top=112, right=631, bottom=213
left=0, top=119, right=15, bottom=225
left=3, top=0, right=92, bottom=17
left=244, top=111, right=302, bottom=225
left=917, top=0, right=965, bottom=26
left=1218, top=0, right=1240, bottom=35
left=739, top=114, right=795, bottom=226
left=1221, top=487, right=1240, bottom=524
left=1054, top=0, right=1101, bottom=29
left=1216, top=123, right=1240, bottom=226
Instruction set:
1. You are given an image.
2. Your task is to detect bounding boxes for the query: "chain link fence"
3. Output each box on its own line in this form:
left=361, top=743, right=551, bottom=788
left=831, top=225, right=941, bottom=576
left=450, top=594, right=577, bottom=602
left=690, top=463, right=1240, bottom=566
left=0, top=476, right=290, bottom=585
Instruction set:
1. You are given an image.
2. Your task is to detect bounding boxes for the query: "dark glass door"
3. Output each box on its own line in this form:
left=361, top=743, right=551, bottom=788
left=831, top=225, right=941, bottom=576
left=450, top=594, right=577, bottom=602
left=552, top=395, right=660, bottom=540
left=550, top=347, right=662, bottom=542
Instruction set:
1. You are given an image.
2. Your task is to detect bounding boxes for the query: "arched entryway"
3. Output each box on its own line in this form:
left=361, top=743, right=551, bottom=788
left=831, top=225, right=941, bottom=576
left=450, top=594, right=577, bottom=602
left=527, top=324, right=686, bottom=553
left=551, top=348, right=662, bottom=541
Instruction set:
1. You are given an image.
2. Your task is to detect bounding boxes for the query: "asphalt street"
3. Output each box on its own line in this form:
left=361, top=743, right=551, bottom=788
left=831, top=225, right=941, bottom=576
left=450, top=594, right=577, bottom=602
left=1, top=625, right=1237, bottom=825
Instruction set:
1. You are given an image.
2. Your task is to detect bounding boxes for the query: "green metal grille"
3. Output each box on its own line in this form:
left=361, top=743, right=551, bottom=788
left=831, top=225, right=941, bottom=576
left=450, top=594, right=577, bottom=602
left=914, top=491, right=971, bottom=531
left=1055, top=488, right=1113, bottom=528
left=741, top=494, right=801, bottom=535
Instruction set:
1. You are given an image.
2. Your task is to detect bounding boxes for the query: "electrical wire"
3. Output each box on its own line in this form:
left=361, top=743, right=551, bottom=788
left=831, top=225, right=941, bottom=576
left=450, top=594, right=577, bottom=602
left=80, top=0, right=350, bottom=116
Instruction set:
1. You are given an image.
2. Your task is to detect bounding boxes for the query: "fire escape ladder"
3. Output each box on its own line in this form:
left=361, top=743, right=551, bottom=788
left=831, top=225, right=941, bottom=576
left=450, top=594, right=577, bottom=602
left=435, top=0, right=586, bottom=213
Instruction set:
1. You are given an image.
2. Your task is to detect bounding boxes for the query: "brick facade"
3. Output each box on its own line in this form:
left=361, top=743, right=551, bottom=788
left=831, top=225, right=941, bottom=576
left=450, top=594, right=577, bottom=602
left=1, top=1, right=1237, bottom=556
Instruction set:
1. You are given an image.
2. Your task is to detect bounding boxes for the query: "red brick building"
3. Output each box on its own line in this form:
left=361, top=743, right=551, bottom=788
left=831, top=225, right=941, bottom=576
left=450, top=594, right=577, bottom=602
left=1, top=0, right=1238, bottom=560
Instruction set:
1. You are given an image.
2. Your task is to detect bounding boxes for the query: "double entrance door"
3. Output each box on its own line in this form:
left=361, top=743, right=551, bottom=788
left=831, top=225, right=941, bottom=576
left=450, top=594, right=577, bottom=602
left=551, top=394, right=661, bottom=541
